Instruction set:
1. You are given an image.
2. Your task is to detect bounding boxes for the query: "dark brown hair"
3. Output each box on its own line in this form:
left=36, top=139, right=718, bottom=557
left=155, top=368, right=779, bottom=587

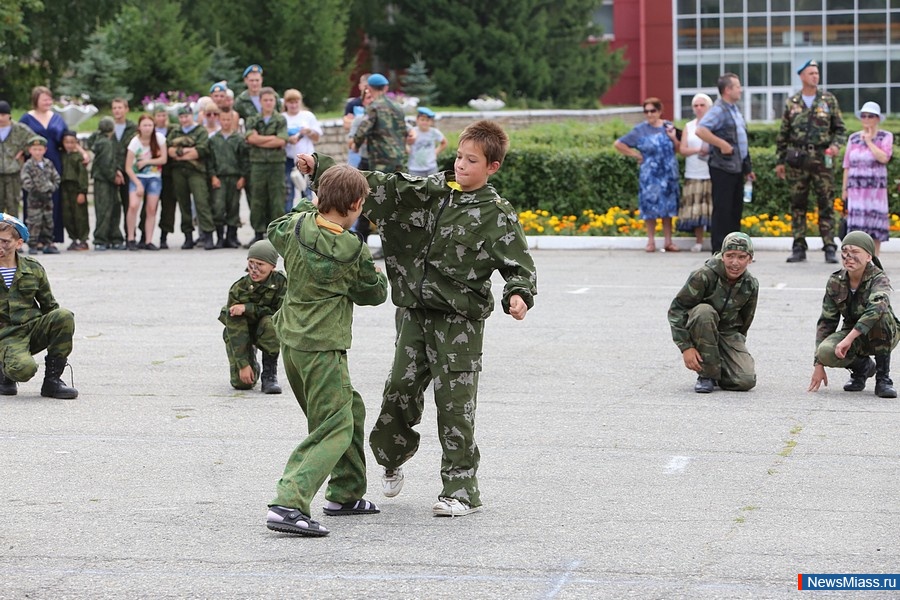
left=642, top=97, right=663, bottom=112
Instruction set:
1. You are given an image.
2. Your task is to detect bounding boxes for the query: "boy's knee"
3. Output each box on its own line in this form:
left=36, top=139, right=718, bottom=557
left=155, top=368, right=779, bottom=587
left=3, top=353, right=39, bottom=382
left=720, top=373, right=756, bottom=391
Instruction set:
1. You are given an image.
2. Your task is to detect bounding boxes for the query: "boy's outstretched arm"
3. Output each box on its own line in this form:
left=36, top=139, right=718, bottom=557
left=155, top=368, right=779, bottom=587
left=508, top=294, right=528, bottom=320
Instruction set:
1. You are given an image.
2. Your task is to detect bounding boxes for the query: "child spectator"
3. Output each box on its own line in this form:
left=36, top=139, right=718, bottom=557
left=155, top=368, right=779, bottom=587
left=407, top=107, right=447, bottom=176
left=20, top=136, right=61, bottom=254
left=0, top=213, right=78, bottom=399
left=208, top=110, right=248, bottom=249
left=219, top=239, right=286, bottom=393
left=167, top=106, right=211, bottom=249
left=153, top=107, right=176, bottom=249
left=60, top=131, right=89, bottom=250
left=0, top=100, right=35, bottom=217
left=89, top=117, right=124, bottom=251
left=281, top=89, right=322, bottom=211
left=265, top=164, right=389, bottom=537
left=296, top=120, right=537, bottom=517
left=244, top=87, right=287, bottom=247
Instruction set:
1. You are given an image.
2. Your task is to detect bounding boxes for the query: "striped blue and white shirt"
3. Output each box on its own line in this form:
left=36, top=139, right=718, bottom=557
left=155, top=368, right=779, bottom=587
left=0, top=266, right=16, bottom=289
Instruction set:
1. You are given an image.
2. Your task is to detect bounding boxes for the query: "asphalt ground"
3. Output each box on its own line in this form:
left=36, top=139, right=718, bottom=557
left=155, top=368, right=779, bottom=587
left=2, top=230, right=898, bottom=599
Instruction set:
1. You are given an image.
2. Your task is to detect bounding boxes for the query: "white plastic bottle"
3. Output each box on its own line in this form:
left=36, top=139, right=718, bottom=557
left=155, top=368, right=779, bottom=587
left=743, top=180, right=753, bottom=203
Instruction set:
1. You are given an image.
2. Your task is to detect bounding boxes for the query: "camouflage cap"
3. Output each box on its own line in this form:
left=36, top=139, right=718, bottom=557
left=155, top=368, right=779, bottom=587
left=721, top=232, right=754, bottom=256
left=27, top=135, right=48, bottom=147
left=98, top=117, right=115, bottom=133
left=0, top=212, right=30, bottom=243
left=841, top=231, right=875, bottom=257
left=248, top=239, right=278, bottom=266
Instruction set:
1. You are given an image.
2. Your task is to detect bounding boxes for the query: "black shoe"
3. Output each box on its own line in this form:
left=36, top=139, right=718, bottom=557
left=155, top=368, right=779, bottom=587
left=144, top=243, right=159, bottom=251
left=786, top=246, right=806, bottom=263
left=224, top=226, right=241, bottom=249
left=126, top=240, right=138, bottom=251
left=181, top=236, right=195, bottom=250
left=137, top=240, right=147, bottom=250
left=215, top=225, right=225, bottom=249
left=824, top=244, right=838, bottom=264
left=203, top=231, right=216, bottom=250
left=261, top=353, right=282, bottom=394
left=874, top=354, right=897, bottom=398
left=266, top=505, right=329, bottom=537
left=244, top=232, right=265, bottom=249
left=159, top=232, right=169, bottom=250
left=694, top=376, right=715, bottom=393
left=40, top=356, right=78, bottom=399
left=0, top=363, right=17, bottom=396
left=843, top=357, right=876, bottom=392
left=42, top=244, right=60, bottom=254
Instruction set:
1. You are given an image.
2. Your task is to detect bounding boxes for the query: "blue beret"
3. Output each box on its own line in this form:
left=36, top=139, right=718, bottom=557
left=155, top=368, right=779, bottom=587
left=417, top=107, right=435, bottom=118
left=0, top=212, right=29, bottom=243
left=367, top=73, right=389, bottom=87
left=243, top=64, right=263, bottom=77
left=797, top=59, right=818, bottom=74
left=209, top=82, right=228, bottom=94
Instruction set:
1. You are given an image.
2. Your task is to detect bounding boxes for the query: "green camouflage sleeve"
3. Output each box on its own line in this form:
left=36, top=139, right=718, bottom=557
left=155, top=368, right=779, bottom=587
left=814, top=284, right=841, bottom=348
left=775, top=100, right=792, bottom=162
left=193, top=128, right=209, bottom=160
left=668, top=268, right=713, bottom=352
left=738, top=284, right=758, bottom=336
left=497, top=215, right=537, bottom=312
left=854, top=273, right=894, bottom=336
left=348, top=253, right=389, bottom=307
left=36, top=265, right=60, bottom=315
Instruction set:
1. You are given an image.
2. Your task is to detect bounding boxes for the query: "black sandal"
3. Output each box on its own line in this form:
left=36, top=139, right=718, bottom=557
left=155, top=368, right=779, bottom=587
left=266, top=505, right=329, bottom=537
left=322, top=499, right=380, bottom=516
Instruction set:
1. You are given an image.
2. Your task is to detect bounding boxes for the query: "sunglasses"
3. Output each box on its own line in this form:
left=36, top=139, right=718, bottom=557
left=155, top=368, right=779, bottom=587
left=643, top=108, right=659, bottom=114
left=860, top=113, right=878, bottom=119
left=207, top=112, right=220, bottom=117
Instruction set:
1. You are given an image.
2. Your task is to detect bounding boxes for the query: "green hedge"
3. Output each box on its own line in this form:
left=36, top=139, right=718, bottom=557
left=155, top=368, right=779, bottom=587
left=437, top=119, right=900, bottom=216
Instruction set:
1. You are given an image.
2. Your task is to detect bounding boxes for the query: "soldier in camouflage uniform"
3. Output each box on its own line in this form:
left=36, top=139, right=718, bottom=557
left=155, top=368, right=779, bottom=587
left=208, top=110, right=248, bottom=249
left=298, top=120, right=538, bottom=517
left=0, top=213, right=78, bottom=399
left=775, top=60, right=847, bottom=264
left=265, top=165, right=388, bottom=537
left=233, top=64, right=280, bottom=121
left=219, top=240, right=286, bottom=393
left=0, top=100, right=35, bottom=217
left=167, top=106, right=212, bottom=249
left=20, top=136, right=61, bottom=254
left=89, top=118, right=124, bottom=250
left=808, top=231, right=900, bottom=398
left=60, top=131, right=90, bottom=250
left=668, top=231, right=758, bottom=394
left=244, top=88, right=287, bottom=246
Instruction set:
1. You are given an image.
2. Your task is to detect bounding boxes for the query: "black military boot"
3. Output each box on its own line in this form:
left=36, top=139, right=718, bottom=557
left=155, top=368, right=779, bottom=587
left=874, top=354, right=897, bottom=398
left=843, top=356, right=876, bottom=392
left=203, top=231, right=216, bottom=250
left=40, top=356, right=78, bottom=399
left=224, top=226, right=241, bottom=249
left=786, top=245, right=806, bottom=263
left=0, top=362, right=17, bottom=396
left=181, top=234, right=195, bottom=250
left=159, top=231, right=169, bottom=250
left=244, top=232, right=265, bottom=249
left=215, top=225, right=225, bottom=249
left=260, top=353, right=282, bottom=394
left=823, top=244, right=838, bottom=264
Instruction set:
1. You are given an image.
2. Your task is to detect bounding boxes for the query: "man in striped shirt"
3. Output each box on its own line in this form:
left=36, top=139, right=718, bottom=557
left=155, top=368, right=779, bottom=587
left=0, top=213, right=78, bottom=398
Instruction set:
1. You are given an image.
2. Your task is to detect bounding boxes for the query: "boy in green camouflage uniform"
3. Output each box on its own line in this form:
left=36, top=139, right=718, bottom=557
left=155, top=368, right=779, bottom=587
left=775, top=60, right=847, bottom=264
left=298, top=120, right=538, bottom=517
left=0, top=100, right=35, bottom=217
left=167, top=106, right=212, bottom=249
left=20, top=136, right=61, bottom=254
left=208, top=110, right=248, bottom=249
left=219, top=239, right=286, bottom=393
left=60, top=131, right=90, bottom=250
left=668, top=231, right=758, bottom=394
left=0, top=213, right=78, bottom=399
left=265, top=164, right=388, bottom=538
left=244, top=87, right=287, bottom=245
left=808, top=231, right=900, bottom=398
left=89, top=118, right=124, bottom=250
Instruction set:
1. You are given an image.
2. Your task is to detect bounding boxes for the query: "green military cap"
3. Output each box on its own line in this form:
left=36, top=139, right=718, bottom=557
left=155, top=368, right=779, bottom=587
left=27, top=135, right=48, bottom=147
left=248, top=239, right=278, bottom=266
left=721, top=232, right=754, bottom=256
left=842, top=231, right=882, bottom=270
left=98, top=117, right=115, bottom=133
left=176, top=105, right=193, bottom=116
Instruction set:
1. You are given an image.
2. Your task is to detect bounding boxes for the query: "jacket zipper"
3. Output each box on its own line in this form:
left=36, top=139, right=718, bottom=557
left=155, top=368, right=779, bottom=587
left=417, top=189, right=452, bottom=303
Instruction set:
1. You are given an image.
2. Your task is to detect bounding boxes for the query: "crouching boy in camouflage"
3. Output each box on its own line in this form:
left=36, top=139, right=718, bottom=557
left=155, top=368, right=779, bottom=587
left=219, top=240, right=286, bottom=394
left=0, top=213, right=78, bottom=398
left=265, top=164, right=388, bottom=537
left=668, top=231, right=758, bottom=394
left=297, top=120, right=538, bottom=518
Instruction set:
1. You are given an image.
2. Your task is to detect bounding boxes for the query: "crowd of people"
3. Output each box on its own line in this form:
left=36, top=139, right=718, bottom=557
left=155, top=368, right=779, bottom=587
left=614, top=59, right=893, bottom=263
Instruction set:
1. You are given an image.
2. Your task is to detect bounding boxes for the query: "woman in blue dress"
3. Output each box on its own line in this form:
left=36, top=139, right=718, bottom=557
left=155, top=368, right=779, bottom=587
left=19, top=86, right=87, bottom=244
left=614, top=97, right=681, bottom=252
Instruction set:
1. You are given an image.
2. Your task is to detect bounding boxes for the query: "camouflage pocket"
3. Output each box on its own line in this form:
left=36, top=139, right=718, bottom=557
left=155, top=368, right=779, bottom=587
left=785, top=148, right=806, bottom=168
left=447, top=352, right=483, bottom=373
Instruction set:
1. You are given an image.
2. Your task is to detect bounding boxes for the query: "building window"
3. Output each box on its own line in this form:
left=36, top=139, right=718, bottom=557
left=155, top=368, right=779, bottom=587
left=700, top=17, right=720, bottom=48
left=678, top=17, right=698, bottom=50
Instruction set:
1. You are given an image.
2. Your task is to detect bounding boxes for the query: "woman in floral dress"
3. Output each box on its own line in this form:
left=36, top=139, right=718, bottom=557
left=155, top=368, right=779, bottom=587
left=842, top=101, right=892, bottom=256
left=614, top=97, right=681, bottom=252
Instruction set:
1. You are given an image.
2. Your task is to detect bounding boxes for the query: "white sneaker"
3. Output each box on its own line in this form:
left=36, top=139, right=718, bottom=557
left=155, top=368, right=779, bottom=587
left=382, top=468, right=404, bottom=497
left=432, top=497, right=482, bottom=517
left=690, top=243, right=703, bottom=253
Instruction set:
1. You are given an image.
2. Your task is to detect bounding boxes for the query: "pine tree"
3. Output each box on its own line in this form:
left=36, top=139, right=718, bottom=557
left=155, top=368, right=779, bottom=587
left=401, top=54, right=439, bottom=105
left=58, top=29, right=131, bottom=105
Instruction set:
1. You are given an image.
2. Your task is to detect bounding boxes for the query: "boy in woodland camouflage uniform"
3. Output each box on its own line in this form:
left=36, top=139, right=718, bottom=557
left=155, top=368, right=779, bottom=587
left=775, top=59, right=847, bottom=264
left=0, top=213, right=78, bottom=399
left=60, top=131, right=90, bottom=250
left=219, top=239, right=285, bottom=393
left=89, top=118, right=124, bottom=250
left=668, top=231, right=758, bottom=394
left=0, top=100, right=35, bottom=217
left=297, top=120, right=538, bottom=517
left=208, top=110, right=248, bottom=248
left=20, top=136, right=61, bottom=254
left=265, top=164, right=388, bottom=537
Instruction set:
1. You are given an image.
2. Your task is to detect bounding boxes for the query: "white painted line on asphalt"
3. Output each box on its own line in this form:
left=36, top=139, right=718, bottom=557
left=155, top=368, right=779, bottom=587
left=664, top=455, right=692, bottom=474
left=544, top=560, right=582, bottom=599
left=775, top=282, right=787, bottom=289
left=568, top=287, right=590, bottom=294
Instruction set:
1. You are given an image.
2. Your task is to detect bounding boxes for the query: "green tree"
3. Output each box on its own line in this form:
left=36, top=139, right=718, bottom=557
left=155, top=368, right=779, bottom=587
left=206, top=41, right=242, bottom=91
left=363, top=0, right=624, bottom=107
left=0, top=0, right=43, bottom=69
left=58, top=29, right=131, bottom=105
left=401, top=53, right=439, bottom=105
left=100, top=1, right=211, bottom=103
